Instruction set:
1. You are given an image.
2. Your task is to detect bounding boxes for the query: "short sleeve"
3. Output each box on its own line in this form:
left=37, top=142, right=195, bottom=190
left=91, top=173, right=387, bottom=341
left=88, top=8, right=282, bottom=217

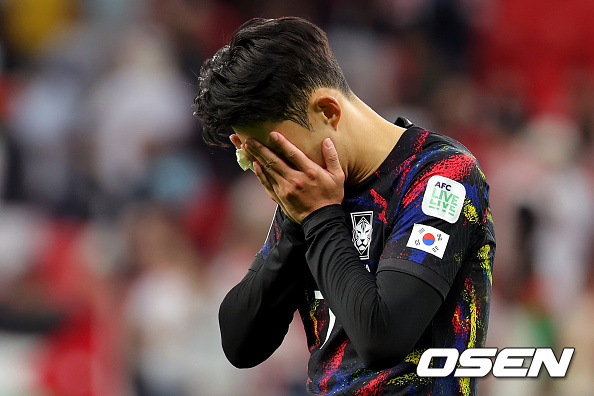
left=379, top=150, right=490, bottom=298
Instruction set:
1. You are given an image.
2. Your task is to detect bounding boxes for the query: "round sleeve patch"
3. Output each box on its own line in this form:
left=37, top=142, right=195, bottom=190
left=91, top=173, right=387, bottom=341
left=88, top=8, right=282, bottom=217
left=421, top=175, right=466, bottom=223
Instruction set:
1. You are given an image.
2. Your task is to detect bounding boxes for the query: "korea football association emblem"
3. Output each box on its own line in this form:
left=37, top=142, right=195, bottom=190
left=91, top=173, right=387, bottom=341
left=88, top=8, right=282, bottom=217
left=351, top=211, right=373, bottom=260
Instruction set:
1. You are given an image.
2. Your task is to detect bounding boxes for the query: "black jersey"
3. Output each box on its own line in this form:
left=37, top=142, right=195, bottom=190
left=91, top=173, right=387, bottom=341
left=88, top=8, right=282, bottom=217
left=219, top=121, right=495, bottom=395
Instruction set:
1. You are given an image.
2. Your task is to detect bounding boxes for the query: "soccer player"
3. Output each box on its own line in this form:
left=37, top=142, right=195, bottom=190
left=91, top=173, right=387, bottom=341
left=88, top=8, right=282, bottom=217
left=193, top=17, right=495, bottom=396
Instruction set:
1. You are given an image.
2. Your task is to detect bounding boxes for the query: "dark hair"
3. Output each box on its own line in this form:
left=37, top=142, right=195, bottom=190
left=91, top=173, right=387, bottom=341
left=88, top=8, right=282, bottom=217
left=193, top=17, right=351, bottom=146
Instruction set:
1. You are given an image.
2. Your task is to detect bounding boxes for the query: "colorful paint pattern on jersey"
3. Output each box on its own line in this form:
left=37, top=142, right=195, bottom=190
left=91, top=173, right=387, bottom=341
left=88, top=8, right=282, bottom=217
left=262, top=126, right=495, bottom=395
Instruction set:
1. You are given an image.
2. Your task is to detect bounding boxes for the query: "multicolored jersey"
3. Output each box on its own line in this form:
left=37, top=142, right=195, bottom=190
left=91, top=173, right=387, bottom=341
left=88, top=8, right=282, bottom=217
left=258, top=124, right=495, bottom=395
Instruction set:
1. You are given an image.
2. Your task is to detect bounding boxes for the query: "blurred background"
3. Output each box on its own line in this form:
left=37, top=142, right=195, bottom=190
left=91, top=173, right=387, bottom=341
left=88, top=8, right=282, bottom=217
left=0, top=0, right=593, bottom=395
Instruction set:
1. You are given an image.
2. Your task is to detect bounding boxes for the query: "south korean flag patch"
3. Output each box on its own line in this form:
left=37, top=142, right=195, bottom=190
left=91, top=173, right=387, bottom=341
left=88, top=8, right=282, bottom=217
left=406, top=223, right=450, bottom=259
left=351, top=211, right=373, bottom=260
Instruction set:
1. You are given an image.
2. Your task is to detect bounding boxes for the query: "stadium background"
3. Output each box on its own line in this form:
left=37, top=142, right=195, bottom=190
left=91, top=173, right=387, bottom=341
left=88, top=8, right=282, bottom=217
left=0, top=0, right=593, bottom=395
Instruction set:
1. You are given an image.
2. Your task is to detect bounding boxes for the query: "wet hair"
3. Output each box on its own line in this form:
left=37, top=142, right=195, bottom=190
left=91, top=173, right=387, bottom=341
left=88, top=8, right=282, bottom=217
left=193, top=17, right=352, bottom=146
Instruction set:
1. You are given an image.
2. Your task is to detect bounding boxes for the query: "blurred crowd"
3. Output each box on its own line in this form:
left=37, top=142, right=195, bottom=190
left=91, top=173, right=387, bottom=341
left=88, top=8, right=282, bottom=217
left=0, top=0, right=593, bottom=395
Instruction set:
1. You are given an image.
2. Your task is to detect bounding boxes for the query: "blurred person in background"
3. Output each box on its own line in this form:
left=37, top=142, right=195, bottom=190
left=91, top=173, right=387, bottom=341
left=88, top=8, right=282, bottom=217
left=521, top=116, right=594, bottom=321
left=122, top=203, right=206, bottom=396
left=82, top=25, right=193, bottom=217
left=477, top=115, right=594, bottom=396
left=0, top=208, right=63, bottom=395
left=194, top=17, right=495, bottom=396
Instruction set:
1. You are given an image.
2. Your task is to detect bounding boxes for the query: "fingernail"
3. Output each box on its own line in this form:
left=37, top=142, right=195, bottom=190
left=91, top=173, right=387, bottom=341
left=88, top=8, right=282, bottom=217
left=270, top=132, right=278, bottom=142
left=325, top=138, right=334, bottom=149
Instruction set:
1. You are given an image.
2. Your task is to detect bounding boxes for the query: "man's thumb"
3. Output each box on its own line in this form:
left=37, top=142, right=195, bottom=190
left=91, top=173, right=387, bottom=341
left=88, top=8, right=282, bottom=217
left=322, top=138, right=341, bottom=173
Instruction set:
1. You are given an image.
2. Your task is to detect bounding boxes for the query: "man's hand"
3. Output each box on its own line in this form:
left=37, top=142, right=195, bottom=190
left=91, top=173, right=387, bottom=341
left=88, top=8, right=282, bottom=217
left=244, top=132, right=345, bottom=223
left=230, top=134, right=298, bottom=223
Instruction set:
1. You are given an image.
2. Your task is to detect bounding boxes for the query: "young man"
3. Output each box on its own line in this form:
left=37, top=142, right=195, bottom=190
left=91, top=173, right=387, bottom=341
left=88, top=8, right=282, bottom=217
left=194, top=17, right=495, bottom=396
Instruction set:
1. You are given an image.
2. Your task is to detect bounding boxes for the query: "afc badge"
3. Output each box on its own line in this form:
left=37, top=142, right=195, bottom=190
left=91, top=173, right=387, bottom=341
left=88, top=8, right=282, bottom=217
left=350, top=211, right=373, bottom=260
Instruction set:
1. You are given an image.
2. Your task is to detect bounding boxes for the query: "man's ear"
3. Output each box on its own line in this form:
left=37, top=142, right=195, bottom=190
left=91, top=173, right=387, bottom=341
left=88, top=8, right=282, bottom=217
left=315, top=96, right=341, bottom=130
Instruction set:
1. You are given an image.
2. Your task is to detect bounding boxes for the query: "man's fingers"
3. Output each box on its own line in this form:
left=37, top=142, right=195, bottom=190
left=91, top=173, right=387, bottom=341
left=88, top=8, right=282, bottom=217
left=230, top=134, right=242, bottom=149
left=253, top=160, right=283, bottom=207
left=245, top=139, right=294, bottom=179
left=230, top=135, right=256, bottom=163
left=245, top=145, right=278, bottom=177
left=269, top=132, right=314, bottom=171
left=240, top=143, right=256, bottom=163
left=322, top=138, right=342, bottom=176
left=253, top=162, right=299, bottom=222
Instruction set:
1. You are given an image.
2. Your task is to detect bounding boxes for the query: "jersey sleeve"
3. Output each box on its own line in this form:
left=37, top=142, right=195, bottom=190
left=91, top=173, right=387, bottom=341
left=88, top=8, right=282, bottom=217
left=255, top=206, right=284, bottom=261
left=380, top=150, right=490, bottom=299
left=219, top=205, right=309, bottom=368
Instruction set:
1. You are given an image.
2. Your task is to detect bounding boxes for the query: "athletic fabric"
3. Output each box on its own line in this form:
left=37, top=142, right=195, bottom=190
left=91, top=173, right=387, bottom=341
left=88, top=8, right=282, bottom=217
left=219, top=119, right=496, bottom=395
